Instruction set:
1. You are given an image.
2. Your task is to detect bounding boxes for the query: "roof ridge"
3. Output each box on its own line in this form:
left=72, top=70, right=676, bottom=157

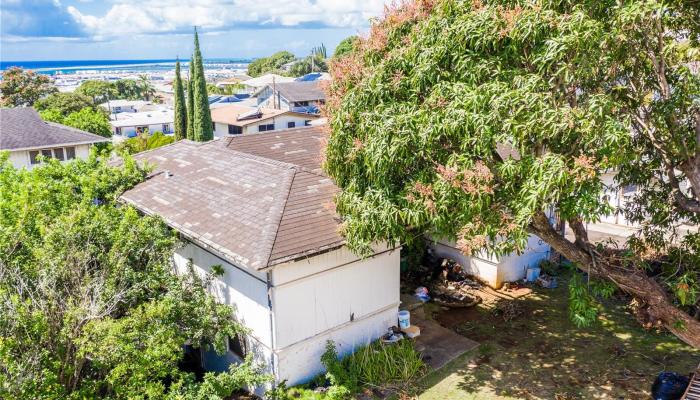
left=44, top=120, right=111, bottom=141
left=264, top=167, right=299, bottom=267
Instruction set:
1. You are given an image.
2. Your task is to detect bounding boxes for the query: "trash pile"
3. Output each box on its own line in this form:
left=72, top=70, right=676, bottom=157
left=411, top=255, right=482, bottom=308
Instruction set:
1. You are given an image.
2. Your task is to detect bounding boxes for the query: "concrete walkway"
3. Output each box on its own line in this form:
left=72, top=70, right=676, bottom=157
left=410, top=312, right=479, bottom=370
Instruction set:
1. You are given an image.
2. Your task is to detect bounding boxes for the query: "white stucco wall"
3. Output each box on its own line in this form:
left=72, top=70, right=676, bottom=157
left=113, top=123, right=173, bottom=137
left=7, top=144, right=92, bottom=170
left=172, top=241, right=401, bottom=391
left=430, top=234, right=550, bottom=288
left=213, top=115, right=315, bottom=138
left=269, top=245, right=401, bottom=385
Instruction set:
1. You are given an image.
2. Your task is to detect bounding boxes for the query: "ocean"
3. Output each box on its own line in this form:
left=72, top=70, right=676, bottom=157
left=0, top=58, right=252, bottom=75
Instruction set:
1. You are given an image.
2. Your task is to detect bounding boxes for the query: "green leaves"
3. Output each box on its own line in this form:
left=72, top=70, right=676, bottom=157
left=0, top=155, right=263, bottom=399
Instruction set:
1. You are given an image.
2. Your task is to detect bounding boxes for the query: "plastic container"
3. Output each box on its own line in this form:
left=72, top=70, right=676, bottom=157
left=398, top=310, right=411, bottom=329
left=526, top=267, right=541, bottom=282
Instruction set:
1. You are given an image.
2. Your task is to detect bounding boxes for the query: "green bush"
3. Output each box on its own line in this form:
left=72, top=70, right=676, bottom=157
left=270, top=340, right=424, bottom=399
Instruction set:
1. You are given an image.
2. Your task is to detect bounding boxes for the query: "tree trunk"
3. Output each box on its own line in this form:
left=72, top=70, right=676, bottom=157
left=528, top=211, right=700, bottom=349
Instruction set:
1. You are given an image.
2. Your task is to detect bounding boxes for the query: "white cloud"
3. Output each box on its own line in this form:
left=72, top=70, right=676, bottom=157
left=66, top=0, right=385, bottom=37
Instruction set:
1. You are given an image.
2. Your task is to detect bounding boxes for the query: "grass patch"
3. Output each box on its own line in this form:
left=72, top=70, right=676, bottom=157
left=415, top=271, right=699, bottom=399
left=271, top=340, right=425, bottom=400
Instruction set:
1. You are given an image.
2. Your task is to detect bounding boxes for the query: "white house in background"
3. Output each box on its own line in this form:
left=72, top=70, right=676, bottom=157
left=241, top=73, right=294, bottom=94
left=0, top=108, right=109, bottom=170
left=110, top=108, right=174, bottom=138
left=255, top=81, right=326, bottom=114
left=101, top=99, right=150, bottom=114
left=216, top=74, right=252, bottom=89
left=429, top=143, right=551, bottom=288
left=120, top=126, right=400, bottom=395
left=210, top=104, right=319, bottom=137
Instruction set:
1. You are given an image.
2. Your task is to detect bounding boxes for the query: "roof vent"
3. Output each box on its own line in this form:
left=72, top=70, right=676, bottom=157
left=236, top=108, right=263, bottom=121
left=164, top=170, right=172, bottom=179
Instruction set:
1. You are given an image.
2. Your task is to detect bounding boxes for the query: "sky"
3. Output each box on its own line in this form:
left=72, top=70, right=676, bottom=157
left=0, top=0, right=387, bottom=61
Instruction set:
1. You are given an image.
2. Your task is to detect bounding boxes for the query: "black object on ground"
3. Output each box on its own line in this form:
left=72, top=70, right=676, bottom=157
left=652, top=372, right=690, bottom=400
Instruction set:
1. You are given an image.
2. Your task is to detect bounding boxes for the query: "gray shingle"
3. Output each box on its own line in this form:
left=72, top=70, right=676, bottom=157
left=272, top=81, right=326, bottom=103
left=120, top=126, right=344, bottom=271
left=0, top=108, right=109, bottom=150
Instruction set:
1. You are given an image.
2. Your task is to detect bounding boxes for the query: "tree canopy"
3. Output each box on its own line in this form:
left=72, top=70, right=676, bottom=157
left=173, top=60, right=187, bottom=140
left=333, top=36, right=358, bottom=59
left=247, top=51, right=295, bottom=77
left=324, top=0, right=700, bottom=347
left=0, top=67, right=57, bottom=107
left=34, top=92, right=96, bottom=115
left=0, top=153, right=269, bottom=399
left=40, top=106, right=113, bottom=138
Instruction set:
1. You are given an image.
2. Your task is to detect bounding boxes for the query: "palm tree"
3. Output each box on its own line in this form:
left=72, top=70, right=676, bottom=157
left=137, top=74, right=156, bottom=101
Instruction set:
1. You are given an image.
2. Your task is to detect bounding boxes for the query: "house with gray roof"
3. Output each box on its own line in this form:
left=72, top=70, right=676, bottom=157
left=120, top=126, right=400, bottom=395
left=255, top=81, right=326, bottom=114
left=0, top=108, right=110, bottom=169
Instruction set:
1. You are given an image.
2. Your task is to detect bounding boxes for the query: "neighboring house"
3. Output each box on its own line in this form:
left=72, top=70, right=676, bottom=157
left=120, top=126, right=400, bottom=395
left=210, top=104, right=319, bottom=137
left=101, top=99, right=150, bottom=114
left=208, top=94, right=244, bottom=109
left=0, top=108, right=109, bottom=169
left=429, top=143, right=552, bottom=288
left=215, top=74, right=252, bottom=88
left=255, top=81, right=326, bottom=114
left=241, top=73, right=294, bottom=94
left=110, top=108, right=174, bottom=138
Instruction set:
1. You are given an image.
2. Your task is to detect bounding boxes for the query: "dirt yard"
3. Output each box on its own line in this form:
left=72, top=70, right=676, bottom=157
left=413, top=272, right=699, bottom=400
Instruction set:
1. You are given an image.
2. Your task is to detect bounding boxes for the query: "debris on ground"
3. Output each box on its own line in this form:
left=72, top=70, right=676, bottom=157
left=491, top=299, right=524, bottom=322
left=651, top=372, right=690, bottom=400
left=414, top=286, right=430, bottom=302
left=536, top=274, right=558, bottom=289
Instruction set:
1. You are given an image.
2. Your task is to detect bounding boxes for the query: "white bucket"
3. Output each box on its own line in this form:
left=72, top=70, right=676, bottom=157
left=398, top=310, right=411, bottom=329
left=526, top=267, right=541, bottom=282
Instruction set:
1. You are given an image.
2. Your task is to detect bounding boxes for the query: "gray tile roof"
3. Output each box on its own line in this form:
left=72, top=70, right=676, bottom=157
left=0, top=108, right=109, bottom=151
left=121, top=126, right=343, bottom=270
left=272, top=81, right=326, bottom=103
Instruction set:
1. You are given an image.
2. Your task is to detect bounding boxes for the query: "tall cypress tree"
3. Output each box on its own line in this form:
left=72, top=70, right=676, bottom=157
left=191, top=27, right=213, bottom=142
left=186, top=58, right=195, bottom=141
left=172, top=58, right=187, bottom=140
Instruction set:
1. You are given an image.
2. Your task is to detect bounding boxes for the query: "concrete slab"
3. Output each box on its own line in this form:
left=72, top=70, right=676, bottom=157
left=410, top=314, right=479, bottom=371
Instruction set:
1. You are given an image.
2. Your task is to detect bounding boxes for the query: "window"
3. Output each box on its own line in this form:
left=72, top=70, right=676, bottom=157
left=29, top=151, right=40, bottom=165
left=212, top=122, right=216, bottom=131
left=287, top=121, right=296, bottom=129
left=136, top=126, right=148, bottom=134
left=53, top=148, right=65, bottom=161
left=115, top=127, right=122, bottom=135
left=294, top=101, right=309, bottom=107
left=162, top=124, right=171, bottom=133
left=29, top=146, right=76, bottom=165
left=114, top=106, right=122, bottom=112
left=228, top=334, right=247, bottom=359
left=228, top=124, right=242, bottom=135
left=258, top=123, right=275, bottom=132
left=304, top=120, right=312, bottom=126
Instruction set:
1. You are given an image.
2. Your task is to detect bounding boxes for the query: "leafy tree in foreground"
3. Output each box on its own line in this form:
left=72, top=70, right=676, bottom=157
left=0, top=153, right=269, bottom=399
left=40, top=106, right=113, bottom=138
left=191, top=28, right=213, bottom=142
left=173, top=59, right=187, bottom=140
left=324, top=0, right=700, bottom=347
left=0, top=67, right=57, bottom=106
left=34, top=92, right=96, bottom=115
left=333, top=36, right=358, bottom=59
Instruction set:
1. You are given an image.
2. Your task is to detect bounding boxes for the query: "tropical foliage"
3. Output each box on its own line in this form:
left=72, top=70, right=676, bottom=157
left=76, top=78, right=157, bottom=105
left=39, top=106, right=112, bottom=138
left=247, top=51, right=295, bottom=77
left=0, top=153, right=269, bottom=399
left=333, top=36, right=358, bottom=59
left=324, top=0, right=700, bottom=347
left=34, top=92, right=96, bottom=115
left=117, top=131, right=176, bottom=155
left=0, top=67, right=57, bottom=107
